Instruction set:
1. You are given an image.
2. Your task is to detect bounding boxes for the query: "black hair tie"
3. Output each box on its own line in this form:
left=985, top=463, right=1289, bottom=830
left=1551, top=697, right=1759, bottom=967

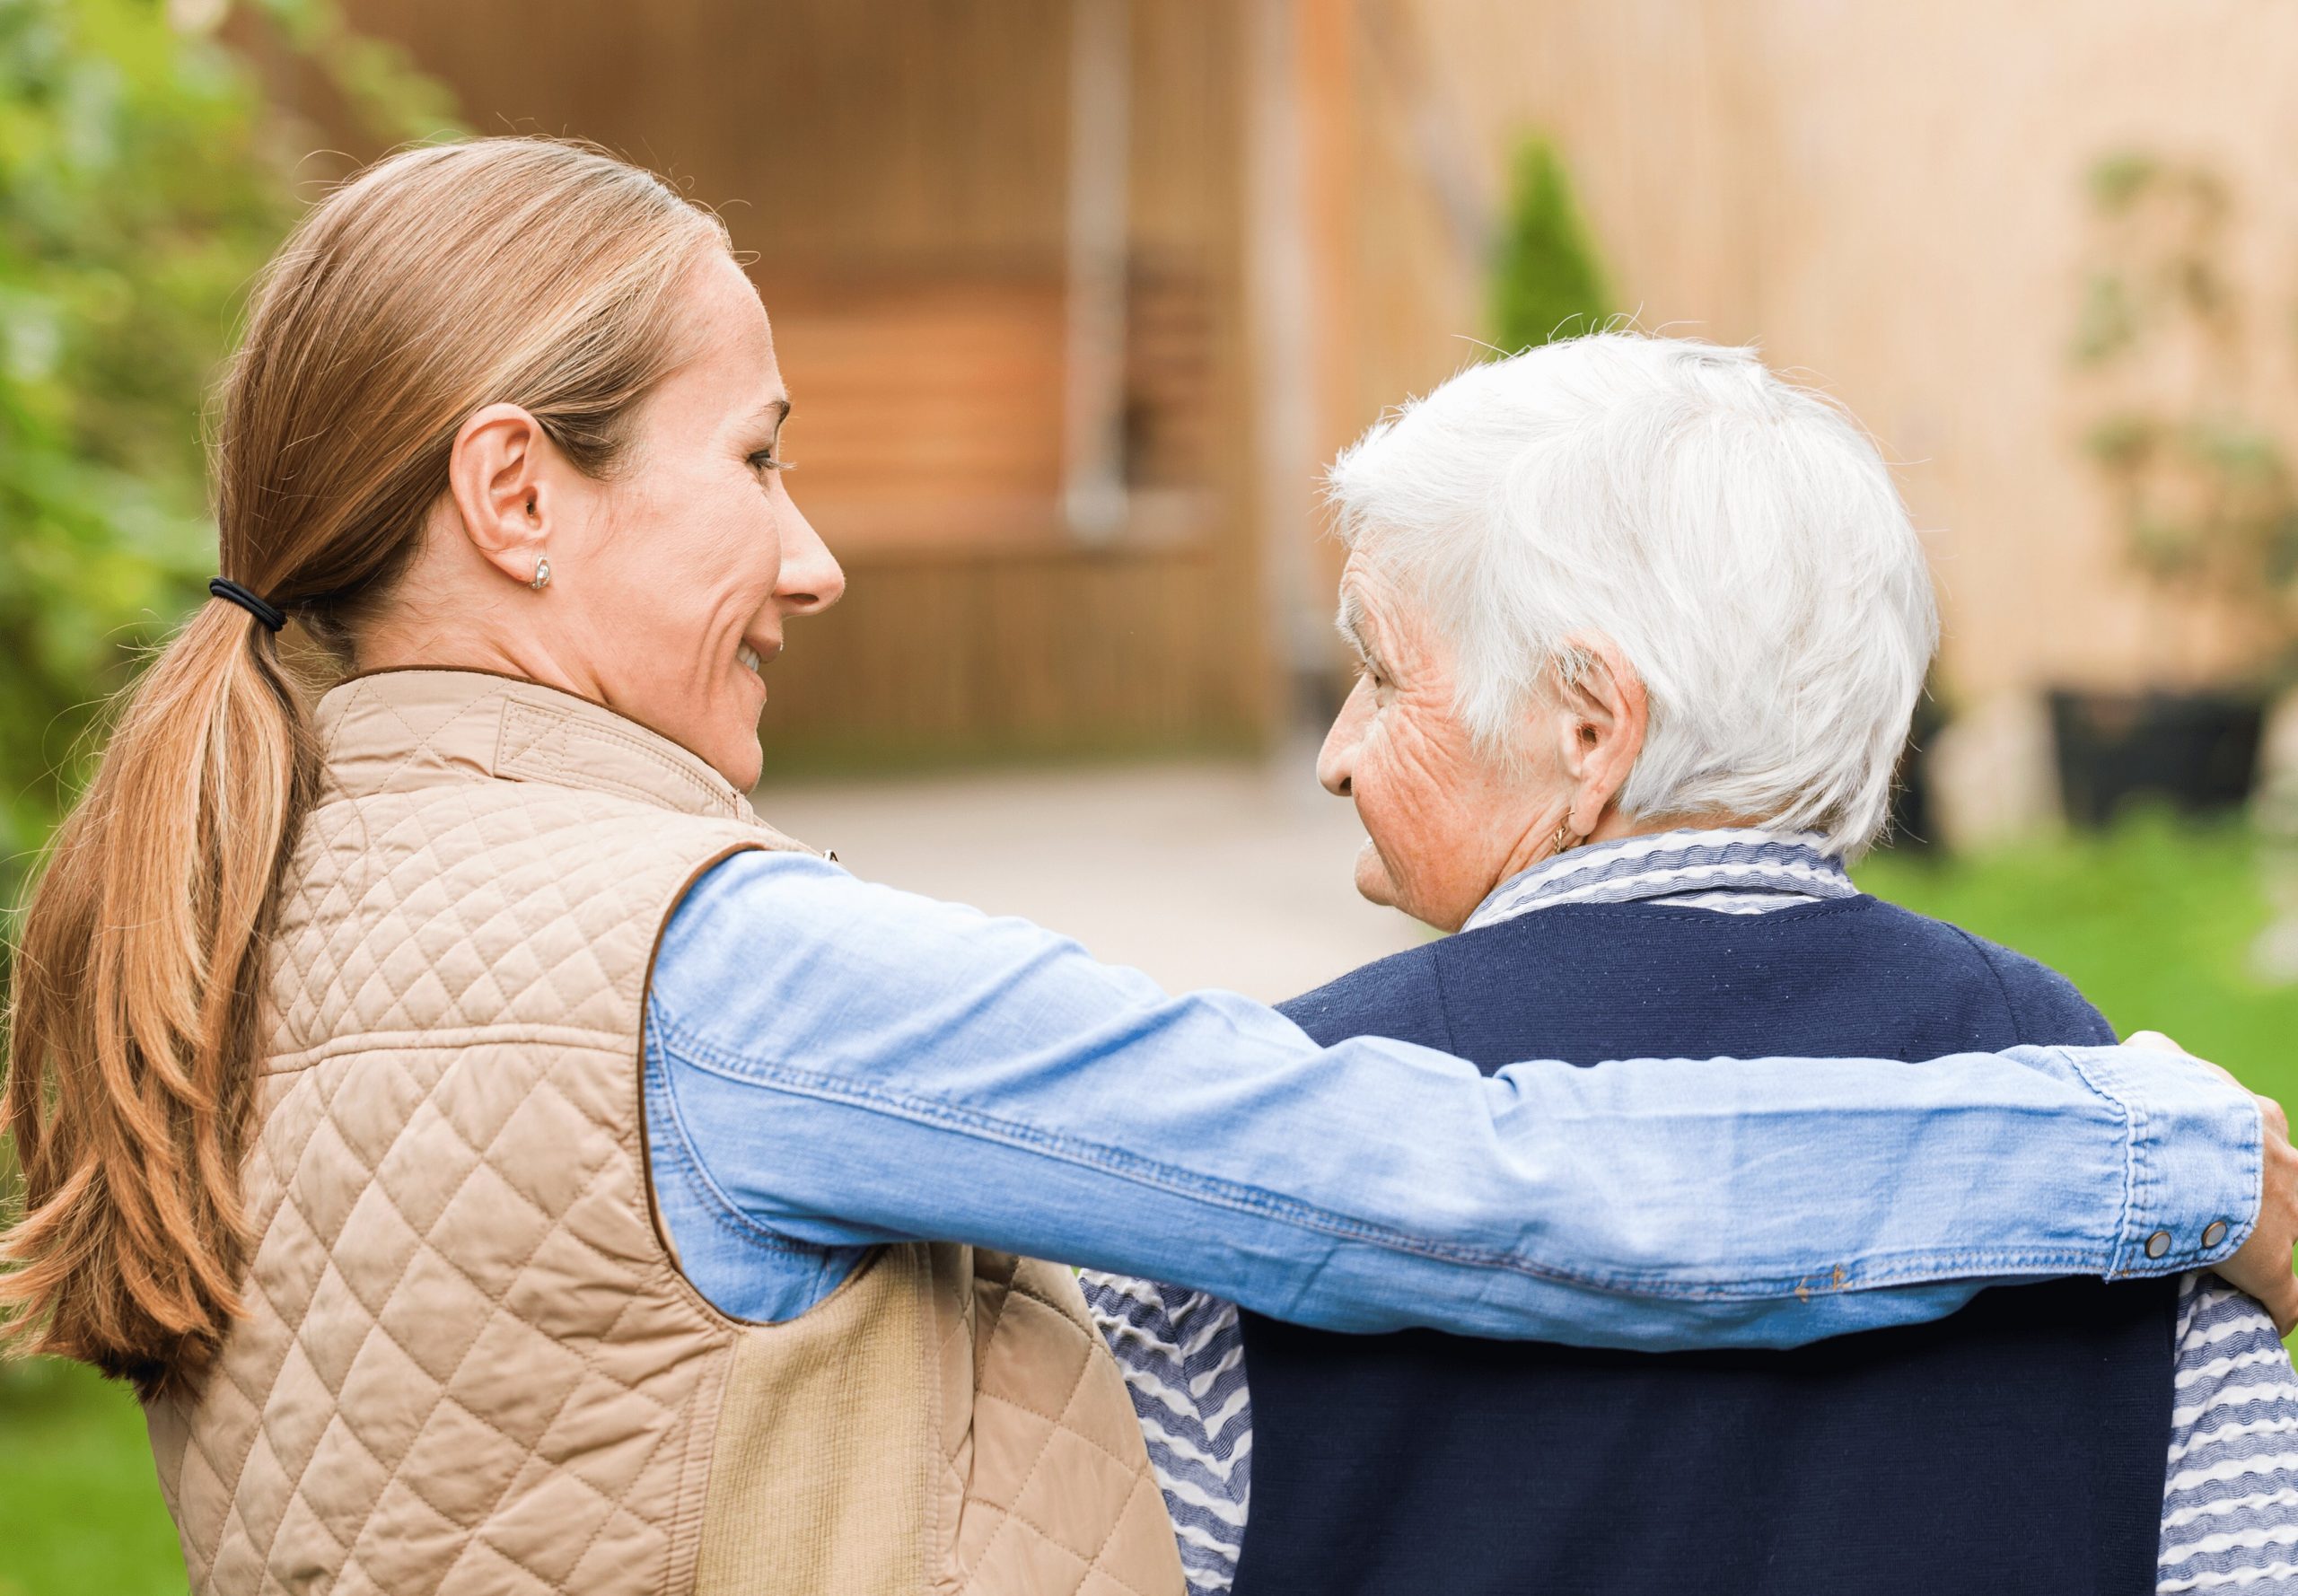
left=209, top=577, right=286, bottom=634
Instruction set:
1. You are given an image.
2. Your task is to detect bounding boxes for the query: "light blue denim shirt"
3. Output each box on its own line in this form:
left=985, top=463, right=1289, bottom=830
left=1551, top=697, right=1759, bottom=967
left=641, top=850, right=2260, bottom=1347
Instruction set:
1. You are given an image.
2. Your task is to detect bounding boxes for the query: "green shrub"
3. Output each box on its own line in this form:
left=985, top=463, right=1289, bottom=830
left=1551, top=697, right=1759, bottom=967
left=2070, top=152, right=2298, bottom=682
left=1489, top=135, right=1612, bottom=355
left=0, top=0, right=455, bottom=916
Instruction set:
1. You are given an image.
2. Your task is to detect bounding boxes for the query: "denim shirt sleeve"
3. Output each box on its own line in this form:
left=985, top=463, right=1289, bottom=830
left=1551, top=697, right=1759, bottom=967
left=642, top=850, right=2262, bottom=1350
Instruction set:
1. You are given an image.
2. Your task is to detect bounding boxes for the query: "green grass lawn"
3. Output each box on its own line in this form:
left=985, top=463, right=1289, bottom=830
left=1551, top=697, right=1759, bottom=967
left=3, top=812, right=2294, bottom=1595
left=0, top=1359, right=185, bottom=1596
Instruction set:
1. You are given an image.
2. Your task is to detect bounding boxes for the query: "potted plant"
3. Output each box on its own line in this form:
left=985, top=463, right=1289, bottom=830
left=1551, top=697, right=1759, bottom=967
left=2061, top=153, right=2298, bottom=825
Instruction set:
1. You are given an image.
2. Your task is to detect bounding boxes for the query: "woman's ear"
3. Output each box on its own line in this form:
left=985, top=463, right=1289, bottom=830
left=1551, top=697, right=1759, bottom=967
left=1551, top=632, right=1648, bottom=837
left=445, top=403, right=554, bottom=587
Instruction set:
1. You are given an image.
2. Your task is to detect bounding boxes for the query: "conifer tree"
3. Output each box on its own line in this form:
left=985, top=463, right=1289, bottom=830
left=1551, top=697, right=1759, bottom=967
left=1490, top=136, right=1612, bottom=354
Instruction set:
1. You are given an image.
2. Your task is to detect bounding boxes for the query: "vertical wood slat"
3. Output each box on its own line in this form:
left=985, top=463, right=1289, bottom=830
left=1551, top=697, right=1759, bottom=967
left=333, top=0, right=1274, bottom=767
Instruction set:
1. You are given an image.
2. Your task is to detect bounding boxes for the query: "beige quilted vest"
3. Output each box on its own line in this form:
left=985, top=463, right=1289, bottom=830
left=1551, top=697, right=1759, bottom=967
left=145, top=670, right=1185, bottom=1596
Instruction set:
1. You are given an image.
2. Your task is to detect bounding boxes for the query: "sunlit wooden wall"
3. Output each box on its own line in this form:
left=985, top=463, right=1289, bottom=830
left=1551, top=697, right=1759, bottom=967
left=328, top=0, right=1273, bottom=769
left=1351, top=0, right=2298, bottom=700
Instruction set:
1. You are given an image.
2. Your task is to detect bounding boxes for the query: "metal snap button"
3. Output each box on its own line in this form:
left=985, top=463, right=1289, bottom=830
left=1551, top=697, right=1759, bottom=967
left=2203, top=1220, right=2229, bottom=1249
left=2145, top=1229, right=2172, bottom=1259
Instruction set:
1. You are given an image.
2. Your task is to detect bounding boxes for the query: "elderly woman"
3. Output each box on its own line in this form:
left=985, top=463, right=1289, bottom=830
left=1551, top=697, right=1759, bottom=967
left=4, top=142, right=2291, bottom=1596
left=1082, top=336, right=2298, bottom=1596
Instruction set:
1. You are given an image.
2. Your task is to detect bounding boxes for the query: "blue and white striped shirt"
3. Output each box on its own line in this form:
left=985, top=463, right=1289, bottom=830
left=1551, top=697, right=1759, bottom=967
left=1081, top=829, right=2298, bottom=1594
left=2165, top=1277, right=2298, bottom=1588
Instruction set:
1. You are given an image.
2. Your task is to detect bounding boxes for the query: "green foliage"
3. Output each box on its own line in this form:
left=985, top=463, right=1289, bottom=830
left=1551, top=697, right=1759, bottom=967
left=1, top=0, right=266, bottom=904
left=1489, top=136, right=1611, bottom=355
left=0, top=0, right=457, bottom=913
left=2070, top=152, right=2298, bottom=678
left=0, top=20, right=455, bottom=1583
left=2071, top=153, right=2232, bottom=372
left=253, top=0, right=460, bottom=142
left=2070, top=268, right=2140, bottom=366
left=2087, top=151, right=2162, bottom=215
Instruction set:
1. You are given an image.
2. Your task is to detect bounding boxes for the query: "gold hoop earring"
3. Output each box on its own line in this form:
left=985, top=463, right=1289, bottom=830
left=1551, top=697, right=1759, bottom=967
left=530, top=553, right=551, bottom=592
left=1550, top=820, right=1579, bottom=856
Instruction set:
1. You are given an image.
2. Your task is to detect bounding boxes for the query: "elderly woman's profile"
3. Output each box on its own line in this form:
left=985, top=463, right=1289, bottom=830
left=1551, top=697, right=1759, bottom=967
left=1083, top=336, right=2298, bottom=1595
left=2, top=138, right=2294, bottom=1596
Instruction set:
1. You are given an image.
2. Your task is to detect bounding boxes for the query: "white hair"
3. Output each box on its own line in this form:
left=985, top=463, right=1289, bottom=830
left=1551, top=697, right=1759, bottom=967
left=1327, top=333, right=1938, bottom=856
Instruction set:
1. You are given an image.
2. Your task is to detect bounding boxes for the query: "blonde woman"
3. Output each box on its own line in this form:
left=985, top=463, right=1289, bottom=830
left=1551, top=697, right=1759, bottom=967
left=4, top=140, right=2288, bottom=1596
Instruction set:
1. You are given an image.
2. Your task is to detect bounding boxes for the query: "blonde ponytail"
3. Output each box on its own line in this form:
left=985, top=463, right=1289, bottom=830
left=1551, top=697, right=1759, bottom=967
left=3, top=137, right=724, bottom=1397
left=3, top=601, right=311, bottom=1394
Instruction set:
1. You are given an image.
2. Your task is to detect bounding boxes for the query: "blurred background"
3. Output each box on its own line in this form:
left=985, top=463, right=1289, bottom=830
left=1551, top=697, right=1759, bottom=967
left=9, top=2, right=2298, bottom=1590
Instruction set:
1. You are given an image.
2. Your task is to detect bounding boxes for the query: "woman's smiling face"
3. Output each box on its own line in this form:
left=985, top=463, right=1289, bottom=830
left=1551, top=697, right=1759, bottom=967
left=559, top=252, right=845, bottom=789
left=372, top=249, right=846, bottom=791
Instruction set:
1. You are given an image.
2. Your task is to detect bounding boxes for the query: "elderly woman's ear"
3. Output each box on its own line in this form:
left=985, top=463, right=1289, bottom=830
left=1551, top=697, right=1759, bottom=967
left=1545, top=634, right=1648, bottom=843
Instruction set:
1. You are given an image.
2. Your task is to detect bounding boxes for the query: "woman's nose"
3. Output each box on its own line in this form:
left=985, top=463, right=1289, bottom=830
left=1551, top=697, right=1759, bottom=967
left=776, top=504, right=846, bottom=615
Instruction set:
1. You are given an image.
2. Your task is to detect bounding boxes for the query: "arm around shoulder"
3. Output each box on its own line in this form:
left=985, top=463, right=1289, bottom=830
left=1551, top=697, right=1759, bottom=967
left=647, top=852, right=2273, bottom=1347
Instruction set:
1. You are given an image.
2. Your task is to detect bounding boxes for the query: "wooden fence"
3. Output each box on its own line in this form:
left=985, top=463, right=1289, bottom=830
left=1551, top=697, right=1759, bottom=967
left=330, top=0, right=1276, bottom=768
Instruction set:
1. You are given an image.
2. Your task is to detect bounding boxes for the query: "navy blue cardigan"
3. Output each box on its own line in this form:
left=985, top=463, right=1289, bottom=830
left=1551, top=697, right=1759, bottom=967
left=1236, top=894, right=2176, bottom=1596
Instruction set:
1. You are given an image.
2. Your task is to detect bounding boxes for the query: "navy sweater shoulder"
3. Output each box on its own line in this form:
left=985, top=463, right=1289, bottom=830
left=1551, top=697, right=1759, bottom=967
left=1243, top=893, right=2166, bottom=1596
left=1280, top=939, right=1452, bottom=1051
left=1278, top=895, right=2119, bottom=1062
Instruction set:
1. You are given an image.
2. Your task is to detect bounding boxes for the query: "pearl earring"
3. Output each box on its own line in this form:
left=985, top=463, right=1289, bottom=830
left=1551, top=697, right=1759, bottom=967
left=529, top=553, right=552, bottom=592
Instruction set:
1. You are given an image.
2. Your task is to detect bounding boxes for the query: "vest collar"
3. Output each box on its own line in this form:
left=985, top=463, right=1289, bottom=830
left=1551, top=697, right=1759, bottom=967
left=315, top=667, right=784, bottom=830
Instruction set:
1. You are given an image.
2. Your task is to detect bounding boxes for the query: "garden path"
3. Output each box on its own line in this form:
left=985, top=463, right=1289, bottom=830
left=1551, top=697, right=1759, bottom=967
left=752, top=754, right=1425, bottom=1004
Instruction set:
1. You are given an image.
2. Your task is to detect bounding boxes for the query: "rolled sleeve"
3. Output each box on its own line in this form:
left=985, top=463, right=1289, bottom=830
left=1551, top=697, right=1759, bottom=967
left=2055, top=1044, right=2264, bottom=1276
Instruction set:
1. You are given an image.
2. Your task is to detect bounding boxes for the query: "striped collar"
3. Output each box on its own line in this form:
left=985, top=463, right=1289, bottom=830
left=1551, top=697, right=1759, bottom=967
left=1462, top=827, right=1857, bottom=933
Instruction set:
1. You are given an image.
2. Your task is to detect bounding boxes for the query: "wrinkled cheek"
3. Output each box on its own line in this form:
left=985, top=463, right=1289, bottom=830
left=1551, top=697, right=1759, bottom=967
left=1350, top=755, right=1420, bottom=911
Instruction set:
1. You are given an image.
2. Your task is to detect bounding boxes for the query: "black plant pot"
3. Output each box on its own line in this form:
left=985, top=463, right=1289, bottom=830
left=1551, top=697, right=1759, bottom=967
left=2048, top=688, right=2266, bottom=828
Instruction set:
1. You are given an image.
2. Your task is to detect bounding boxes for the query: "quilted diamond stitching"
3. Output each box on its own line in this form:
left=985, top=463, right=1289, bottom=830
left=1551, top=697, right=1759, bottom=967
left=497, top=702, right=741, bottom=820
left=163, top=673, right=1176, bottom=1596
left=965, top=1306, right=1102, bottom=1582
left=350, top=680, right=495, bottom=793
left=294, top=1057, right=684, bottom=1591
left=950, top=1258, right=1178, bottom=1596
left=234, top=1054, right=687, bottom=1590
left=976, top=1280, right=1145, bottom=1473
left=157, top=677, right=784, bottom=1595
left=259, top=1083, right=495, bottom=1579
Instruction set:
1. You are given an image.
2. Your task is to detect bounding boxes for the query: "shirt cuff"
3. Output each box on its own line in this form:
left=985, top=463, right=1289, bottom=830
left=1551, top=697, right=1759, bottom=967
left=2060, top=1044, right=2264, bottom=1276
